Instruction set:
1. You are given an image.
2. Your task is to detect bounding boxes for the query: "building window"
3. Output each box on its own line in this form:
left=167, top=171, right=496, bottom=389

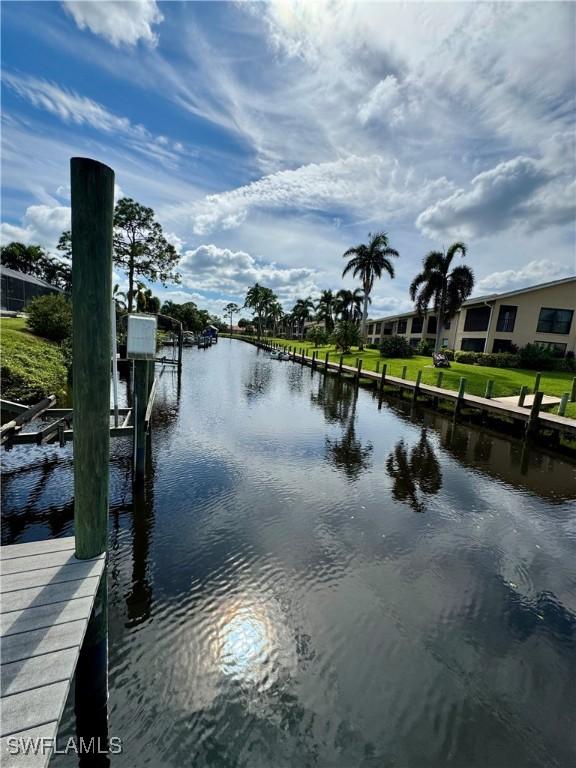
left=492, top=339, right=516, bottom=353
left=444, top=319, right=451, bottom=330
left=383, top=323, right=393, bottom=336
left=375, top=322, right=382, bottom=334
left=367, top=323, right=374, bottom=335
left=411, top=316, right=424, bottom=334
left=535, top=341, right=567, bottom=357
left=464, top=306, right=491, bottom=332
left=409, top=337, right=420, bottom=347
left=442, top=338, right=449, bottom=348
left=397, top=318, right=407, bottom=334
left=496, top=305, right=517, bottom=333
left=461, top=338, right=486, bottom=352
left=537, top=308, right=573, bottom=335
left=427, top=316, right=437, bottom=334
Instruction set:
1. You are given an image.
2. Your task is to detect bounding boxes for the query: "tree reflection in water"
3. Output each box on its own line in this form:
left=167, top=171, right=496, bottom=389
left=244, top=360, right=273, bottom=401
left=386, top=429, right=442, bottom=513
left=320, top=383, right=373, bottom=481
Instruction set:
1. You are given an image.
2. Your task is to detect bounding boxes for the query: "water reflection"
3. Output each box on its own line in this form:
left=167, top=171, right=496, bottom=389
left=311, top=375, right=355, bottom=425
left=324, top=386, right=373, bottom=481
left=386, top=429, right=442, bottom=513
left=244, top=359, right=273, bottom=402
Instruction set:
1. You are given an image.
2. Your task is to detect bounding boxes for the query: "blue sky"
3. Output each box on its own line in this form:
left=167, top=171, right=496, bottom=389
left=2, top=1, right=575, bottom=319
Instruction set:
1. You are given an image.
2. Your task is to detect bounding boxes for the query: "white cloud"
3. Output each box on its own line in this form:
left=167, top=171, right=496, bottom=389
left=178, top=244, right=316, bottom=306
left=62, top=1, right=163, bottom=47
left=416, top=144, right=575, bottom=240
left=475, top=260, right=574, bottom=294
left=0, top=204, right=70, bottom=249
left=186, top=155, right=453, bottom=235
left=4, top=72, right=184, bottom=166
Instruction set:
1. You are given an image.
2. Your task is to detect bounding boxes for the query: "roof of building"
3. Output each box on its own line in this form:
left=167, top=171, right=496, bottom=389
left=0, top=266, right=64, bottom=292
left=368, top=276, right=576, bottom=324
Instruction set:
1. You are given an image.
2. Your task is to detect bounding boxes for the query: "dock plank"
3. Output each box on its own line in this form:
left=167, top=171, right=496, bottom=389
left=1, top=537, right=105, bottom=767
left=0, top=724, right=58, bottom=768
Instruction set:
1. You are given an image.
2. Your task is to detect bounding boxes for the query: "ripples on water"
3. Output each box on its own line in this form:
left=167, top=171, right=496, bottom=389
left=2, top=340, right=576, bottom=768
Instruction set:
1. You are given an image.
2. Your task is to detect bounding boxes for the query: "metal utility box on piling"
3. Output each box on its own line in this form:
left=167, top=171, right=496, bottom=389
left=127, top=314, right=157, bottom=360
left=71, top=157, right=114, bottom=560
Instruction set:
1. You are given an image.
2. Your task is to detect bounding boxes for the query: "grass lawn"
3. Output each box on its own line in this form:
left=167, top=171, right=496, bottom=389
left=1, top=317, right=68, bottom=404
left=261, top=337, right=576, bottom=419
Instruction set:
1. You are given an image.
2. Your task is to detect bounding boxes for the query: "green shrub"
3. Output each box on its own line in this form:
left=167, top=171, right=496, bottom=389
left=454, top=351, right=479, bottom=364
left=26, top=294, right=72, bottom=341
left=417, top=339, right=432, bottom=355
left=331, top=320, right=360, bottom=353
left=518, top=343, right=559, bottom=371
left=366, top=343, right=379, bottom=350
left=306, top=326, right=329, bottom=347
left=476, top=352, right=519, bottom=368
left=379, top=335, right=413, bottom=358
left=443, top=348, right=455, bottom=361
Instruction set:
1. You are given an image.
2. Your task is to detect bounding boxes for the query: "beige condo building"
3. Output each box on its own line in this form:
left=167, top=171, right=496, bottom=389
left=366, top=277, right=576, bottom=356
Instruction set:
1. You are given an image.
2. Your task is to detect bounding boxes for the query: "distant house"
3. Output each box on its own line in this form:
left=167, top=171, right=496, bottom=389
left=366, top=277, right=576, bottom=357
left=0, top=266, right=64, bottom=312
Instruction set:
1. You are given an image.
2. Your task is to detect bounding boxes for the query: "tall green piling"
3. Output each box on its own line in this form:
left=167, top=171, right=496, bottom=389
left=71, top=157, right=114, bottom=560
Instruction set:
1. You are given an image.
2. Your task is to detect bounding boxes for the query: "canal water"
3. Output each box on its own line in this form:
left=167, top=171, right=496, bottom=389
left=2, top=339, right=575, bottom=767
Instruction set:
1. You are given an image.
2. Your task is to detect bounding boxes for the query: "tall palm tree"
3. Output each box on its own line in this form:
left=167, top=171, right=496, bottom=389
left=292, top=297, right=315, bottom=338
left=335, top=288, right=368, bottom=322
left=268, top=301, right=284, bottom=337
left=244, top=283, right=277, bottom=340
left=315, top=289, right=336, bottom=333
left=409, top=242, right=473, bottom=353
left=342, top=232, right=399, bottom=347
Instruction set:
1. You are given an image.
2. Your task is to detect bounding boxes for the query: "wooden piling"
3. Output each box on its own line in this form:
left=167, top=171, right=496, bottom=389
left=533, top=372, right=541, bottom=393
left=71, top=157, right=114, bottom=559
left=401, top=365, right=407, bottom=380
left=570, top=377, right=576, bottom=402
left=379, top=363, right=387, bottom=399
left=324, top=352, right=329, bottom=372
left=436, top=371, right=443, bottom=388
left=376, top=360, right=380, bottom=373
left=355, top=359, right=363, bottom=385
left=454, top=377, right=466, bottom=416
left=338, top=354, right=344, bottom=377
left=558, top=392, right=569, bottom=417
left=484, top=380, right=494, bottom=399
left=134, top=360, right=149, bottom=479
left=177, top=326, right=183, bottom=375
left=412, top=370, right=422, bottom=402
left=526, top=390, right=544, bottom=435
left=518, top=385, right=528, bottom=407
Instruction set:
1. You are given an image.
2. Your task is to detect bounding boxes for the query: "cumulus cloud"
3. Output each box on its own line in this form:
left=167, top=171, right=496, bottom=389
left=416, top=147, right=575, bottom=240
left=178, top=244, right=316, bottom=304
left=188, top=155, right=453, bottom=235
left=475, top=260, right=574, bottom=294
left=62, top=1, right=163, bottom=47
left=4, top=73, right=184, bottom=165
left=0, top=204, right=70, bottom=249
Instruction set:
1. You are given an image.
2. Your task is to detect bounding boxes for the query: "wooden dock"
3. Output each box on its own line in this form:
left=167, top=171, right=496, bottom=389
left=1, top=537, right=105, bottom=767
left=257, top=343, right=576, bottom=438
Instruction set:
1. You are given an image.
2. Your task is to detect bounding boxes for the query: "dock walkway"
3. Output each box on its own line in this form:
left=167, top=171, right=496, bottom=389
left=261, top=344, right=576, bottom=438
left=1, top=537, right=105, bottom=767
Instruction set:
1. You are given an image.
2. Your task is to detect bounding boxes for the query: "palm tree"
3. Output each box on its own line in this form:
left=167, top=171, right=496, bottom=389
left=335, top=288, right=368, bottom=322
left=315, top=289, right=336, bottom=333
left=342, top=232, right=399, bottom=348
left=268, top=301, right=284, bottom=337
left=292, top=297, right=315, bottom=338
left=224, top=302, right=240, bottom=335
left=113, top=283, right=127, bottom=312
left=409, top=242, right=473, bottom=353
left=244, top=283, right=277, bottom=340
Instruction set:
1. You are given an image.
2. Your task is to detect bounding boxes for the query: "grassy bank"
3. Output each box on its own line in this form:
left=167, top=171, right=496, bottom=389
left=1, top=317, right=68, bottom=404
left=234, top=335, right=576, bottom=419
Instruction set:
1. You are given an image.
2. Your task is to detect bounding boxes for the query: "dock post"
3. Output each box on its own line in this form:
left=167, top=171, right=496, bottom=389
left=518, top=385, right=528, bottom=407
left=436, top=371, right=444, bottom=388
left=533, top=372, right=541, bottom=393
left=355, top=359, right=363, bottom=385
left=401, top=365, right=407, bottom=379
left=177, top=325, right=183, bottom=376
left=454, top=377, right=466, bottom=417
left=71, top=157, right=114, bottom=560
left=338, top=354, right=344, bottom=378
left=412, top=370, right=422, bottom=402
left=484, top=380, right=494, bottom=399
left=570, top=377, right=576, bottom=402
left=376, top=360, right=380, bottom=373
left=312, top=350, right=317, bottom=370
left=378, top=363, right=387, bottom=405
left=134, top=360, right=149, bottom=479
left=558, top=392, right=569, bottom=417
left=526, top=390, right=544, bottom=436
left=324, top=352, right=329, bottom=372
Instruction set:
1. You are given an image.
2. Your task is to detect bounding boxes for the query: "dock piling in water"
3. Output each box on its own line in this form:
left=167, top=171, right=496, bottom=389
left=71, top=157, right=114, bottom=560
